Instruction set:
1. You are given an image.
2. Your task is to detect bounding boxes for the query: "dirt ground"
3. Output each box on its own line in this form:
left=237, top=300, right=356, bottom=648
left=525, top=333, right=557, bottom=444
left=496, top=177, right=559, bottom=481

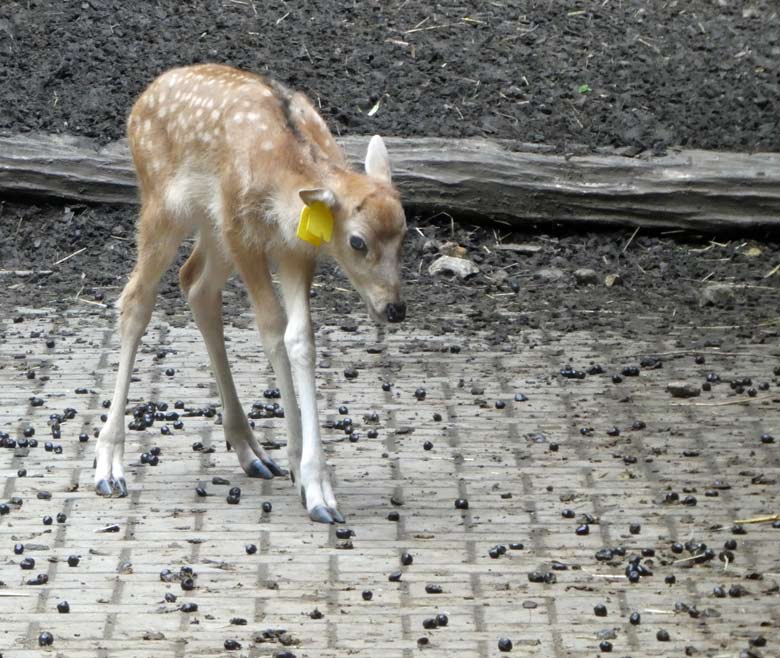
left=0, top=0, right=778, bottom=329
left=0, top=0, right=778, bottom=153
left=1, top=200, right=780, bottom=342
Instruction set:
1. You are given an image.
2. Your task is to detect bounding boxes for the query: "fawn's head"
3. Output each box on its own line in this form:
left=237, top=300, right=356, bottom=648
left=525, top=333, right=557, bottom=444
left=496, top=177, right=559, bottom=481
left=300, top=136, right=407, bottom=323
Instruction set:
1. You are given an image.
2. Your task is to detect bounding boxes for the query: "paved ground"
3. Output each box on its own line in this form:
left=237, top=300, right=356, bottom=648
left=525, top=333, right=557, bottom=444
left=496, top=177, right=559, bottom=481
left=1, top=298, right=779, bottom=658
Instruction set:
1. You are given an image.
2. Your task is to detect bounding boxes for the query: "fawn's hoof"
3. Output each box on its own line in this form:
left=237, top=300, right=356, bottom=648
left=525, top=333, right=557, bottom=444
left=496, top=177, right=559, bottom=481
left=113, top=478, right=128, bottom=497
left=246, top=459, right=274, bottom=479
left=310, top=504, right=340, bottom=524
left=95, top=479, right=113, bottom=497
left=96, top=477, right=128, bottom=497
left=243, top=455, right=287, bottom=479
left=264, top=457, right=287, bottom=477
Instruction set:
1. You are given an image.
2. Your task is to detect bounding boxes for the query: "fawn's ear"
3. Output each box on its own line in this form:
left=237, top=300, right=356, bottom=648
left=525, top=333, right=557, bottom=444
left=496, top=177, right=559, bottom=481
left=364, top=135, right=391, bottom=183
left=299, top=188, right=337, bottom=208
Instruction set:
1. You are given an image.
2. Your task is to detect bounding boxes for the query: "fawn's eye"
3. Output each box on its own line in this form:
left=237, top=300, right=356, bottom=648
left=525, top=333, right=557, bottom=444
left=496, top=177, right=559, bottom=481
left=349, top=235, right=367, bottom=252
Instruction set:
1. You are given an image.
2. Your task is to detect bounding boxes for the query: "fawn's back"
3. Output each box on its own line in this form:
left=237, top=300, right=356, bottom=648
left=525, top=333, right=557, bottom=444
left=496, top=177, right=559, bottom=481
left=127, top=63, right=346, bottom=234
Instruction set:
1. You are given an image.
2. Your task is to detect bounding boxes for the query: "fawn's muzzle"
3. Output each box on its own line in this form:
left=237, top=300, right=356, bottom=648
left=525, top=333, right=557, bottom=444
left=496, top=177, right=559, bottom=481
left=386, top=301, right=406, bottom=323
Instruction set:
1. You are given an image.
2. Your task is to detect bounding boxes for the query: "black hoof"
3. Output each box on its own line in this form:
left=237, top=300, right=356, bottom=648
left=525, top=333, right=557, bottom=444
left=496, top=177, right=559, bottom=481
left=263, top=457, right=287, bottom=477
left=330, top=508, right=346, bottom=524
left=245, top=459, right=273, bottom=479
left=310, top=504, right=335, bottom=524
left=113, top=478, right=128, bottom=497
left=95, top=479, right=113, bottom=497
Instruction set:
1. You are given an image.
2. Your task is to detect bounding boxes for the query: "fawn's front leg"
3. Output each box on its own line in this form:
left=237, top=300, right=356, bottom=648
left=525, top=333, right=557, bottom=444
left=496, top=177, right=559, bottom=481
left=278, top=255, right=343, bottom=524
left=95, top=205, right=185, bottom=497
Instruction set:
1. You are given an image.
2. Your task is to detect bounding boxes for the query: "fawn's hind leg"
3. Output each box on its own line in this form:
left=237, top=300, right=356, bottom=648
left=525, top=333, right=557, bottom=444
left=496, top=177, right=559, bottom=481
left=95, top=200, right=186, bottom=496
left=180, top=235, right=286, bottom=479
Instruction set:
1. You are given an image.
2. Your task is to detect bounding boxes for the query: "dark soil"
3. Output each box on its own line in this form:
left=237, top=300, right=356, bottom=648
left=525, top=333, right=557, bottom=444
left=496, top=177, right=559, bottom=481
left=0, top=1, right=778, bottom=153
left=2, top=201, right=779, bottom=345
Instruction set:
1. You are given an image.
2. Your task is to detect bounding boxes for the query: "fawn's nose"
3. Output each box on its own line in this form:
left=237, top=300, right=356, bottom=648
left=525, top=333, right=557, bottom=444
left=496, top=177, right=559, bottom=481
left=386, top=301, right=406, bottom=323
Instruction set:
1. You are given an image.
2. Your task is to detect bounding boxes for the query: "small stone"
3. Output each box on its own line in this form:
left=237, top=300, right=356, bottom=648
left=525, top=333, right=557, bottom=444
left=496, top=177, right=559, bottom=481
left=604, top=273, right=622, bottom=287
left=574, top=268, right=598, bottom=285
left=143, top=630, right=166, bottom=640
left=533, top=267, right=565, bottom=282
left=699, top=283, right=735, bottom=307
left=428, top=255, right=480, bottom=279
left=667, top=381, right=701, bottom=398
left=438, top=240, right=468, bottom=258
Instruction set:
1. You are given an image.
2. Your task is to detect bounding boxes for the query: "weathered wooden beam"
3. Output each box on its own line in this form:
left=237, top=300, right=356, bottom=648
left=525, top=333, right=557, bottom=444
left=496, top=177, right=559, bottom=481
left=1, top=133, right=779, bottom=231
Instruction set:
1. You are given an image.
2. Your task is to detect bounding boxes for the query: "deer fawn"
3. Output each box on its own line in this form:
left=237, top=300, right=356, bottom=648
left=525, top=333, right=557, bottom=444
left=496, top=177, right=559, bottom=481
left=95, top=64, right=407, bottom=523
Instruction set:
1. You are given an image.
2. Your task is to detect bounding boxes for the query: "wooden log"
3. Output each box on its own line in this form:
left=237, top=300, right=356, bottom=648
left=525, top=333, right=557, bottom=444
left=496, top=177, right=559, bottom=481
left=1, top=132, right=779, bottom=231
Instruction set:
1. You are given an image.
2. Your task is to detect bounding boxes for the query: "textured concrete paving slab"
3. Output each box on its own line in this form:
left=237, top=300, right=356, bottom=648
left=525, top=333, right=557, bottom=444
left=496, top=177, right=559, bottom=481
left=1, top=302, right=779, bottom=658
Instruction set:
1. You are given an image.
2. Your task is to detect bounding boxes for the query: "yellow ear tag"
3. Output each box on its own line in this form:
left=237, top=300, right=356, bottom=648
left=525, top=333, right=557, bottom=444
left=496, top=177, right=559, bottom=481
left=297, top=202, right=334, bottom=247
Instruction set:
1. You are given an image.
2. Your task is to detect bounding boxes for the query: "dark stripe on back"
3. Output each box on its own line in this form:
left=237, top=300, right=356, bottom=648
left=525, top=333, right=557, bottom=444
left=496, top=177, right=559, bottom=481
left=268, top=79, right=305, bottom=143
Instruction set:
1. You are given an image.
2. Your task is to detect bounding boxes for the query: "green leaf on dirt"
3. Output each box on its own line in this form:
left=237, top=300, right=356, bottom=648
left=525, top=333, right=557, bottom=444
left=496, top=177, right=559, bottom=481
left=578, top=84, right=591, bottom=94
